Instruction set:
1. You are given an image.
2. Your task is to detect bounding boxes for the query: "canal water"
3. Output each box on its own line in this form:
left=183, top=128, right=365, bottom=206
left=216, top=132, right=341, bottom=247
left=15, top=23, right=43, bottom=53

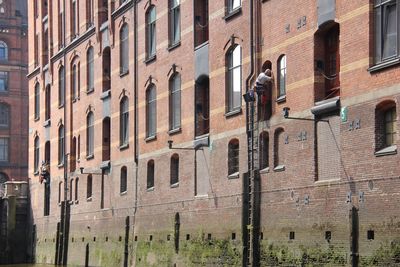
left=2, top=265, right=55, bottom=267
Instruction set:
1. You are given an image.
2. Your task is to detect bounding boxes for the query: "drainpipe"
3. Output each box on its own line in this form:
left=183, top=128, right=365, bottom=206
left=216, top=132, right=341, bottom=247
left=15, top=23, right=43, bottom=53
left=133, top=0, right=139, bottom=234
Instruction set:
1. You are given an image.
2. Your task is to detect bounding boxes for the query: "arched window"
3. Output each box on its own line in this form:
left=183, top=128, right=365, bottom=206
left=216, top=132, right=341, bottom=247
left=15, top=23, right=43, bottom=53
left=59, top=66, right=65, bottom=106
left=170, top=154, right=179, bottom=186
left=45, top=85, right=51, bottom=120
left=146, top=84, right=157, bottom=138
left=87, top=174, right=92, bottom=199
left=87, top=47, right=94, bottom=92
left=169, top=73, right=181, bottom=130
left=375, top=101, right=397, bottom=153
left=0, top=41, right=8, bottom=60
left=259, top=131, right=269, bottom=170
left=274, top=128, right=285, bottom=169
left=34, top=136, right=40, bottom=173
left=0, top=103, right=9, bottom=128
left=120, top=97, right=129, bottom=146
left=226, top=45, right=242, bottom=112
left=75, top=177, right=79, bottom=201
left=120, top=24, right=129, bottom=73
left=277, top=55, right=287, bottom=98
left=120, top=166, right=127, bottom=193
left=228, top=139, right=239, bottom=176
left=147, top=160, right=155, bottom=189
left=34, top=83, right=40, bottom=120
left=58, top=125, right=64, bottom=165
left=86, top=112, right=94, bottom=157
left=102, top=47, right=111, bottom=92
left=146, top=5, right=156, bottom=59
left=168, top=0, right=181, bottom=46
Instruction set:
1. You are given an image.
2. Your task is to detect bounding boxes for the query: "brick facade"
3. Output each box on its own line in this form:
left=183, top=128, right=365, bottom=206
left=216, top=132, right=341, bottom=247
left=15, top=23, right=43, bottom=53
left=28, top=0, right=400, bottom=266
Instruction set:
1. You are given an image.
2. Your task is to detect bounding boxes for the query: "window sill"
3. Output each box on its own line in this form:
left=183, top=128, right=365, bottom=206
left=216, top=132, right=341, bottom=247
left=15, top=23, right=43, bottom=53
left=145, top=135, right=157, bottom=142
left=74, top=200, right=79, bottom=205
left=57, top=163, right=64, bottom=168
left=228, top=172, right=240, bottom=179
left=120, top=69, right=129, bottom=77
left=87, top=197, right=92, bottom=202
left=223, top=7, right=242, bottom=21
left=86, top=154, right=94, bottom=160
left=34, top=117, right=40, bottom=122
left=260, top=167, right=270, bottom=174
left=120, top=191, right=127, bottom=196
left=375, top=145, right=397, bottom=157
left=144, top=55, right=156, bottom=64
left=167, top=41, right=181, bottom=52
left=194, top=41, right=209, bottom=51
left=119, top=143, right=129, bottom=150
left=43, top=119, right=51, bottom=127
left=225, top=108, right=242, bottom=118
left=274, top=165, right=286, bottom=172
left=146, top=187, right=154, bottom=192
left=58, top=103, right=64, bottom=109
left=168, top=127, right=181, bottom=135
left=276, top=95, right=286, bottom=103
left=170, top=182, right=179, bottom=188
left=100, top=90, right=111, bottom=100
left=86, top=88, right=94, bottom=95
left=368, top=57, right=400, bottom=73
left=33, top=171, right=39, bottom=176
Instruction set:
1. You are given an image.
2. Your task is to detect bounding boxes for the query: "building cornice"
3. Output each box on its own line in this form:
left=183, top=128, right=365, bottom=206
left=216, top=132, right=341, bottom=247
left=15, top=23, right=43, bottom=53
left=111, top=0, right=134, bottom=19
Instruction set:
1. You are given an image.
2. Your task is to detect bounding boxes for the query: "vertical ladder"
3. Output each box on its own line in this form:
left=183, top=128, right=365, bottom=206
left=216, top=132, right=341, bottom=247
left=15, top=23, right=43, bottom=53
left=246, top=93, right=260, bottom=266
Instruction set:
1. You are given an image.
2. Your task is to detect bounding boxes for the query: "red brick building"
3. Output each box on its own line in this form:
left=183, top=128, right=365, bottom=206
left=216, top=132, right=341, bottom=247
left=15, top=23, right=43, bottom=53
left=0, top=0, right=28, bottom=192
left=28, top=0, right=400, bottom=266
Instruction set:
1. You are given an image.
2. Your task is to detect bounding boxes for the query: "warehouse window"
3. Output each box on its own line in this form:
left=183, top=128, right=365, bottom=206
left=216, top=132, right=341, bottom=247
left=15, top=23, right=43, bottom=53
left=0, top=103, right=9, bottom=128
left=58, top=125, right=64, bottom=165
left=259, top=131, right=269, bottom=170
left=0, top=71, right=8, bottom=91
left=375, top=101, right=397, bottom=154
left=169, top=73, right=181, bottom=131
left=34, top=83, right=40, bottom=120
left=169, top=0, right=181, bottom=47
left=195, top=76, right=210, bottom=137
left=194, top=0, right=208, bottom=48
left=226, top=45, right=242, bottom=112
left=102, top=117, right=110, bottom=161
left=71, top=0, right=78, bottom=39
left=87, top=47, right=94, bottom=92
left=120, top=24, right=129, bottom=74
left=102, top=47, right=111, bottom=92
left=34, top=136, right=40, bottom=173
left=86, top=0, right=94, bottom=28
left=146, top=84, right=157, bottom=138
left=86, top=112, right=94, bottom=157
left=120, top=97, right=129, bottom=146
left=228, top=139, right=239, bottom=176
left=146, top=5, right=156, bottom=59
left=0, top=41, right=7, bottom=60
left=58, top=182, right=62, bottom=204
left=0, top=137, right=8, bottom=162
left=86, top=174, right=92, bottom=199
left=45, top=85, right=51, bottom=121
left=59, top=66, right=65, bottom=106
left=147, top=160, right=155, bottom=189
left=75, top=178, right=79, bottom=202
left=120, top=166, right=127, bottom=193
left=277, top=55, right=287, bottom=99
left=44, top=141, right=50, bottom=165
left=374, top=0, right=399, bottom=64
left=69, top=179, right=73, bottom=201
left=226, top=0, right=241, bottom=14
left=170, top=154, right=179, bottom=186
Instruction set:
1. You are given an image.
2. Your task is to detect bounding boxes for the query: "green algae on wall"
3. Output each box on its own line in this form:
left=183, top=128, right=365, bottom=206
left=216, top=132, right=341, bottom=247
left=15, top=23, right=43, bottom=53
left=360, top=240, right=400, bottom=266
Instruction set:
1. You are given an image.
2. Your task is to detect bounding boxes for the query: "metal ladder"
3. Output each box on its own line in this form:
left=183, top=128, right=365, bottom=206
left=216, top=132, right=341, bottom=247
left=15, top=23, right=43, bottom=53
left=246, top=93, right=260, bottom=266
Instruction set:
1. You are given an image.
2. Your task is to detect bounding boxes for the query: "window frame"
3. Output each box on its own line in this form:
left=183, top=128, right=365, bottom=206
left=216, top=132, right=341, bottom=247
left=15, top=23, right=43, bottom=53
left=87, top=47, right=94, bottom=92
left=169, top=0, right=181, bottom=47
left=120, top=24, right=129, bottom=74
left=170, top=154, right=179, bottom=186
left=120, top=97, right=129, bottom=146
left=146, top=5, right=156, bottom=59
left=384, top=107, right=397, bottom=146
left=86, top=112, right=94, bottom=157
left=226, top=45, right=242, bottom=113
left=58, top=125, right=65, bottom=165
left=120, top=166, right=127, bottom=193
left=58, top=66, right=65, bottom=107
left=147, top=160, right=155, bottom=189
left=34, top=137, right=40, bottom=173
left=226, top=0, right=241, bottom=15
left=0, top=71, right=8, bottom=92
left=86, top=174, right=92, bottom=199
left=169, top=73, right=181, bottom=131
left=277, top=55, right=287, bottom=99
left=146, top=84, right=157, bottom=138
left=0, top=103, right=9, bottom=128
left=0, top=41, right=8, bottom=61
left=0, top=137, right=8, bottom=162
left=228, top=139, right=239, bottom=176
left=34, top=83, right=40, bottom=120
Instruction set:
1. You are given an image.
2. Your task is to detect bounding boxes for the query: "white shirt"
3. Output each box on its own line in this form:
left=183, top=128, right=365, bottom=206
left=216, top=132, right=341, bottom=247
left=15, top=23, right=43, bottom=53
left=256, top=72, right=272, bottom=85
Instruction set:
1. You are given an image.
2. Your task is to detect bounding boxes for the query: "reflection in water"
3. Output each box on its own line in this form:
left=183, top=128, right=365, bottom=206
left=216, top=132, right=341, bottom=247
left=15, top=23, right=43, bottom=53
left=2, top=265, right=55, bottom=267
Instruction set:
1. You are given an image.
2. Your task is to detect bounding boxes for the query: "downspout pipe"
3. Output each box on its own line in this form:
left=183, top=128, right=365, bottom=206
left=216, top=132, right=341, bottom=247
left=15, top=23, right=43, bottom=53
left=133, top=0, right=139, bottom=229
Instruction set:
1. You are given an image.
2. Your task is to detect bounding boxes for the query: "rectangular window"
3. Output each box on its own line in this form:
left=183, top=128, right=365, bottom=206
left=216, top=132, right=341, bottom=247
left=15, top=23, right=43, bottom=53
left=34, top=34, right=39, bottom=65
left=169, top=0, right=181, bottom=46
left=194, top=0, right=209, bottom=48
left=227, top=0, right=241, bottom=13
left=374, top=0, right=399, bottom=64
left=0, top=138, right=8, bottom=162
left=146, top=6, right=156, bottom=58
left=58, top=0, right=64, bottom=48
left=0, top=72, right=8, bottom=92
left=71, top=0, right=78, bottom=39
left=86, top=0, right=94, bottom=29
